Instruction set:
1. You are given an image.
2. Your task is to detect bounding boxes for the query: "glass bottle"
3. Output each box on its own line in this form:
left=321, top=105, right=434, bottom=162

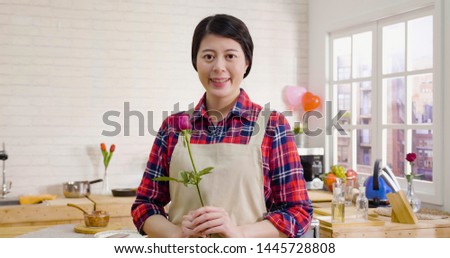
left=331, top=181, right=345, bottom=223
left=355, top=186, right=369, bottom=221
left=102, top=169, right=110, bottom=195
left=406, top=179, right=421, bottom=213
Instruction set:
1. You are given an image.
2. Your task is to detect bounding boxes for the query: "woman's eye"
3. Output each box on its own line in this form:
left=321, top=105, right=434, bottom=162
left=203, top=54, right=214, bottom=61
left=226, top=54, right=236, bottom=60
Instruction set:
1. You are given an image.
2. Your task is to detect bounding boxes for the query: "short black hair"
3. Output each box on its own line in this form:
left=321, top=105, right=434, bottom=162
left=191, top=14, right=254, bottom=78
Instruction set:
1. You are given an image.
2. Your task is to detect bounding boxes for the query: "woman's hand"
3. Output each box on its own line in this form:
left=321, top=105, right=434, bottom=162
left=181, top=211, right=208, bottom=238
left=187, top=206, right=244, bottom=238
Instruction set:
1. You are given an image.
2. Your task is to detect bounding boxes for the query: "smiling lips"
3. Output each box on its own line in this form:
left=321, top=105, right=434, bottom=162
left=210, top=78, right=230, bottom=87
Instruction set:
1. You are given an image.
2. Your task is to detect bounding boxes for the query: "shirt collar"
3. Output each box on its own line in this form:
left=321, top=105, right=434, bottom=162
left=192, top=88, right=260, bottom=123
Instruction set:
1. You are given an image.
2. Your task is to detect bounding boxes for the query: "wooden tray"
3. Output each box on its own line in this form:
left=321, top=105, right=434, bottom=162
left=74, top=223, right=122, bottom=234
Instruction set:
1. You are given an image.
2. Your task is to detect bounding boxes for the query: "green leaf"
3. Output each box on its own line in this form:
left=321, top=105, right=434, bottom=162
left=180, top=171, right=189, bottom=184
left=101, top=150, right=107, bottom=159
left=198, top=167, right=214, bottom=177
left=153, top=176, right=183, bottom=183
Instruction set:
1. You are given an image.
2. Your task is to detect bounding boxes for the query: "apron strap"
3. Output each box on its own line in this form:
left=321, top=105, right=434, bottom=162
left=249, top=111, right=268, bottom=146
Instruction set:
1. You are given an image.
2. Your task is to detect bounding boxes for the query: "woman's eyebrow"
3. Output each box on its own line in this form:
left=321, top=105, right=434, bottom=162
left=200, top=49, right=239, bottom=52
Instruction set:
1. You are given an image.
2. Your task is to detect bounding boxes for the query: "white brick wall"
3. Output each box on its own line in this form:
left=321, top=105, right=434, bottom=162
left=0, top=0, right=309, bottom=196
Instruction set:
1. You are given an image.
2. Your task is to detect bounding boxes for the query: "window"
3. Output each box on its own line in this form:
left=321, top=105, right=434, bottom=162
left=328, top=6, right=438, bottom=201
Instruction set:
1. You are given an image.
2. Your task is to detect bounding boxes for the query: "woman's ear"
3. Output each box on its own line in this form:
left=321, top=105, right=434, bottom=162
left=244, top=61, right=249, bottom=77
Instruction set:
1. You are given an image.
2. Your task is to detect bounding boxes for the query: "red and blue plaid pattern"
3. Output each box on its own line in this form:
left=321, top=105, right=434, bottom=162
left=131, top=89, right=313, bottom=238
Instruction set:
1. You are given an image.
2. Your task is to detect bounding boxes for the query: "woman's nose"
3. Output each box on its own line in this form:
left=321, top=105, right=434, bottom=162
left=213, top=58, right=226, bottom=73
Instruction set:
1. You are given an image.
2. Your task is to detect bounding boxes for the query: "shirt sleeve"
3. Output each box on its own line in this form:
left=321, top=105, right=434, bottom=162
left=263, top=112, right=314, bottom=238
left=131, top=118, right=172, bottom=235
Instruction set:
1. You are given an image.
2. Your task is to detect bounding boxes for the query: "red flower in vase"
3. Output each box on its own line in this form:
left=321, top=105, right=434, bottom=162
left=405, top=152, right=417, bottom=182
left=406, top=153, right=417, bottom=163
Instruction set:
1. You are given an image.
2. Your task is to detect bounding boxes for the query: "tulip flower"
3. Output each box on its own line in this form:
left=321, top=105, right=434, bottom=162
left=101, top=143, right=106, bottom=152
left=101, top=143, right=115, bottom=173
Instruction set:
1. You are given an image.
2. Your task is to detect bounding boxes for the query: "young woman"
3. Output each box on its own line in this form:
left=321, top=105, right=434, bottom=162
left=131, top=14, right=313, bottom=238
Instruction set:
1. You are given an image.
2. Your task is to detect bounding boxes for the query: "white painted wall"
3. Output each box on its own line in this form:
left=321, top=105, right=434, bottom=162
left=309, top=0, right=449, bottom=211
left=0, top=0, right=309, bottom=196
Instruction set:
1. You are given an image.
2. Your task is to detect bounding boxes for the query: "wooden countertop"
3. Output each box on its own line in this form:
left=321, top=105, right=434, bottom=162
left=0, top=190, right=331, bottom=238
left=312, top=202, right=450, bottom=238
left=0, top=195, right=136, bottom=237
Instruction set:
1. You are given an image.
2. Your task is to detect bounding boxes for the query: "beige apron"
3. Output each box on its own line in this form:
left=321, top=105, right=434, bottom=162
left=168, top=113, right=267, bottom=227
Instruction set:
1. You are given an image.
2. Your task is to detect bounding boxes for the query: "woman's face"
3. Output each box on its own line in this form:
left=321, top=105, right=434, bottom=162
left=196, top=34, right=249, bottom=102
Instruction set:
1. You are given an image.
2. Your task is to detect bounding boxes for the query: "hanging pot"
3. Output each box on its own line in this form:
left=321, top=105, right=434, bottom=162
left=63, top=179, right=103, bottom=198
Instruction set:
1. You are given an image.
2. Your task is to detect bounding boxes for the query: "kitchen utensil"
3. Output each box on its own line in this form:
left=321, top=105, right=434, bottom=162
left=63, top=179, right=103, bottom=198
left=111, top=188, right=137, bottom=197
left=382, top=166, right=401, bottom=190
left=67, top=203, right=110, bottom=227
left=380, top=171, right=400, bottom=193
left=84, top=210, right=110, bottom=227
left=364, top=159, right=393, bottom=208
left=85, top=195, right=98, bottom=211
left=67, top=203, right=88, bottom=214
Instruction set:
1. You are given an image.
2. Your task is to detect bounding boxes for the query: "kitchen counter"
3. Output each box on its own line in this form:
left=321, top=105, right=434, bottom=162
left=10, top=190, right=445, bottom=238
left=0, top=195, right=135, bottom=238
left=313, top=202, right=450, bottom=238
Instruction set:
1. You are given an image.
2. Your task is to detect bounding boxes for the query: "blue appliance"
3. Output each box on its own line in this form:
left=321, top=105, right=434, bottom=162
left=364, top=159, right=393, bottom=208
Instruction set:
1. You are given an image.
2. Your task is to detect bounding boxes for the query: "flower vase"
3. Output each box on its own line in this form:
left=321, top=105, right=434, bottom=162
left=406, top=179, right=421, bottom=213
left=294, top=134, right=304, bottom=147
left=102, top=170, right=110, bottom=195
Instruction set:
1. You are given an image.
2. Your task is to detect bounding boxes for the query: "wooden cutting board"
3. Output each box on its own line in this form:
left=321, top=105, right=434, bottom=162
left=307, top=190, right=333, bottom=203
left=74, top=223, right=122, bottom=234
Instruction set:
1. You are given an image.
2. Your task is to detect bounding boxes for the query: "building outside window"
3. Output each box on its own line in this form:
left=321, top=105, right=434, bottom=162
left=328, top=7, right=435, bottom=190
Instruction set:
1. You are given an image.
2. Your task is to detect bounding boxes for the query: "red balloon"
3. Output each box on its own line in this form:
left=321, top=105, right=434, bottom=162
left=302, top=92, right=321, bottom=111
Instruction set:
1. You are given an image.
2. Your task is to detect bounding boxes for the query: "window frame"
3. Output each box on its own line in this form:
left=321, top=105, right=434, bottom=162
left=326, top=5, right=443, bottom=205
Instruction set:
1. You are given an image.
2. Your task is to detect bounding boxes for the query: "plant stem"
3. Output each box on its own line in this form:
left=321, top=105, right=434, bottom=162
left=184, top=131, right=198, bottom=174
left=184, top=130, right=205, bottom=207
left=195, top=184, right=205, bottom=207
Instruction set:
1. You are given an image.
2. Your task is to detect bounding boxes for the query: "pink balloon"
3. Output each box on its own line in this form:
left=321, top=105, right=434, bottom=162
left=283, top=86, right=307, bottom=109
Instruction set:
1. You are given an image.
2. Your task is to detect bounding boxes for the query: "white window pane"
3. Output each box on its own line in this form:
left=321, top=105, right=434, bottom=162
left=356, top=129, right=371, bottom=174
left=407, top=16, right=433, bottom=71
left=337, top=84, right=352, bottom=124
left=409, top=74, right=433, bottom=124
left=356, top=81, right=371, bottom=125
left=337, top=129, right=351, bottom=168
left=383, top=23, right=405, bottom=74
left=412, top=129, right=433, bottom=182
left=333, top=37, right=351, bottom=80
left=352, top=31, right=372, bottom=78
left=386, top=129, right=405, bottom=177
left=384, top=77, right=405, bottom=124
